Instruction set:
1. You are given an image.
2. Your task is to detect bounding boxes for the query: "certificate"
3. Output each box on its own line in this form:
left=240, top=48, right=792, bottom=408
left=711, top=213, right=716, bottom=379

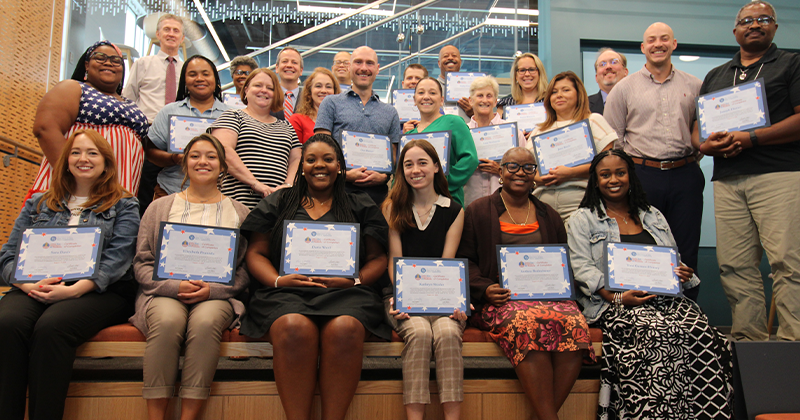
left=154, top=223, right=240, bottom=284
left=497, top=245, right=574, bottom=300
left=393, top=257, right=470, bottom=316
left=341, top=130, right=393, bottom=173
left=392, top=89, right=420, bottom=122
left=531, top=119, right=596, bottom=176
left=168, top=115, right=216, bottom=153
left=603, top=242, right=682, bottom=297
left=223, top=93, right=246, bottom=109
left=441, top=105, right=460, bottom=116
left=505, top=102, right=547, bottom=133
left=13, top=226, right=105, bottom=282
left=696, top=78, right=770, bottom=140
left=400, top=131, right=451, bottom=175
left=280, top=221, right=359, bottom=277
left=445, top=72, right=487, bottom=103
left=470, top=122, right=519, bottom=161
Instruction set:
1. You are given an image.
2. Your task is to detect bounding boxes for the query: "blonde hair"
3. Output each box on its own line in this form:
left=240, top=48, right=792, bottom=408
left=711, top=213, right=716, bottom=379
left=240, top=68, right=284, bottom=112
left=511, top=53, right=548, bottom=103
left=469, top=76, right=499, bottom=97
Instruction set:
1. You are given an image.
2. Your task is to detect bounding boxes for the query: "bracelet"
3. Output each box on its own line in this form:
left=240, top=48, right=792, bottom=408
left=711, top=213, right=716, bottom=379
left=613, top=292, right=623, bottom=310
left=750, top=131, right=759, bottom=147
left=274, top=276, right=281, bottom=288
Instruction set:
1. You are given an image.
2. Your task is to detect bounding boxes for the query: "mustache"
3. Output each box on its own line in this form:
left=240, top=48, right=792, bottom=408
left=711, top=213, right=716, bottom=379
left=444, top=59, right=458, bottom=65
left=747, top=28, right=765, bottom=36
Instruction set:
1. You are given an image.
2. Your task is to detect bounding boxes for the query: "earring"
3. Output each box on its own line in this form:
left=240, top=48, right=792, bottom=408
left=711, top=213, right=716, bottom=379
left=84, top=71, right=88, bottom=81
left=499, top=178, right=503, bottom=185
left=628, top=188, right=631, bottom=195
left=301, top=171, right=305, bottom=176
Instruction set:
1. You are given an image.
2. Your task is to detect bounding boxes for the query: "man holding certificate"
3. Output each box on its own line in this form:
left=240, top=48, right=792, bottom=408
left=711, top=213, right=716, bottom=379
left=567, top=150, right=732, bottom=419
left=691, top=1, right=800, bottom=341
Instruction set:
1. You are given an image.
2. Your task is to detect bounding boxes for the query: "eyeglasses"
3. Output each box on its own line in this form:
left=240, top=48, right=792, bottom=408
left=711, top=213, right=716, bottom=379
left=333, top=60, right=350, bottom=66
left=501, top=162, right=537, bottom=174
left=90, top=52, right=123, bottom=67
left=516, top=67, right=539, bottom=75
left=736, top=15, right=775, bottom=27
left=598, top=58, right=621, bottom=68
left=233, top=70, right=251, bottom=76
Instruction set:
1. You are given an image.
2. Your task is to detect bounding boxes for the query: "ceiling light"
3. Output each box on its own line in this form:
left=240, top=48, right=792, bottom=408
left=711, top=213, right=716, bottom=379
left=489, top=7, right=539, bottom=16
left=679, top=55, right=700, bottom=62
left=485, top=18, right=531, bottom=27
left=298, top=5, right=393, bottom=17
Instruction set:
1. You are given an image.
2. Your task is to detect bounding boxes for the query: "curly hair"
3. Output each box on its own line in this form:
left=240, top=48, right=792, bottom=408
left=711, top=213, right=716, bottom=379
left=579, top=149, right=650, bottom=224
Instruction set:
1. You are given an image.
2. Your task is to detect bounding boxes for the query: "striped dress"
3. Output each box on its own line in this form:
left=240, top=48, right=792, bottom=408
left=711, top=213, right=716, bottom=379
left=210, top=109, right=301, bottom=209
left=30, top=82, right=148, bottom=196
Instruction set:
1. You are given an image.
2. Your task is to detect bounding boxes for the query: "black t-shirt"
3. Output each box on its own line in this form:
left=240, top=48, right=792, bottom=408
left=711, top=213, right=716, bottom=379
left=699, top=43, right=800, bottom=181
left=400, top=200, right=462, bottom=258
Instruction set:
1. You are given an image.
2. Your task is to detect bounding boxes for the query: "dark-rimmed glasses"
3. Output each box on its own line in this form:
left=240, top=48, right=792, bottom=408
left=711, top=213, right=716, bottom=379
left=736, top=15, right=775, bottom=27
left=234, top=70, right=251, bottom=76
left=90, top=52, right=123, bottom=67
left=501, top=162, right=537, bottom=174
left=516, top=67, right=539, bottom=75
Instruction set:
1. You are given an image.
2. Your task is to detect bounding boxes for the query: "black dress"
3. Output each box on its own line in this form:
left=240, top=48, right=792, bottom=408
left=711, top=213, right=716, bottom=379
left=239, top=189, right=392, bottom=340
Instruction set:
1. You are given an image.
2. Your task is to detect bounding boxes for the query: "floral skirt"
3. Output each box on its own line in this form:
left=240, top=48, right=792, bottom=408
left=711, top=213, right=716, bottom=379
left=472, top=300, right=594, bottom=366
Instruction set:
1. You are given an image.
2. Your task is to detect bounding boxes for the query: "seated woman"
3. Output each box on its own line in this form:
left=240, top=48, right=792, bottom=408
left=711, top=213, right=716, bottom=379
left=457, top=147, right=593, bottom=420
left=383, top=140, right=466, bottom=420
left=527, top=71, right=617, bottom=223
left=130, top=134, right=251, bottom=420
left=239, top=134, right=390, bottom=420
left=567, top=149, right=733, bottom=419
left=0, top=129, right=139, bottom=420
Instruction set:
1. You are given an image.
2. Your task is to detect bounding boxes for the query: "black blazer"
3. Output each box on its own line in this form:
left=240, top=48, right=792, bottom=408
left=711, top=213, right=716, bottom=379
left=588, top=91, right=604, bottom=115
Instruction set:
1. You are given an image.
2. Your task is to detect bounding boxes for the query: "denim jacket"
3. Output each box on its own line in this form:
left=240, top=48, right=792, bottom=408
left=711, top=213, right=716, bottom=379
left=566, top=204, right=700, bottom=323
left=0, top=193, right=140, bottom=293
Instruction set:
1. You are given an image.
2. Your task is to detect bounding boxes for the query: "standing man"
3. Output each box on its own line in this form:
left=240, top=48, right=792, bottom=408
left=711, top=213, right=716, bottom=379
left=604, top=22, right=703, bottom=301
left=692, top=1, right=800, bottom=341
left=123, top=13, right=185, bottom=215
left=589, top=48, right=629, bottom=114
left=401, top=64, right=428, bottom=89
left=276, top=47, right=303, bottom=119
left=315, top=46, right=401, bottom=206
left=332, top=51, right=352, bottom=89
left=229, top=55, right=258, bottom=97
left=437, top=45, right=472, bottom=118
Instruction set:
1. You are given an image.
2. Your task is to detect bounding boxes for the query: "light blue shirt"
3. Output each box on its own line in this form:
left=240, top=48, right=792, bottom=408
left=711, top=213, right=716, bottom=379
left=148, top=98, right=230, bottom=194
left=600, top=90, right=608, bottom=104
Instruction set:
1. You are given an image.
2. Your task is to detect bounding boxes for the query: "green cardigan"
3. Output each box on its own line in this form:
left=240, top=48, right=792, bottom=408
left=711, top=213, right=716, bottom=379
left=407, top=114, right=479, bottom=206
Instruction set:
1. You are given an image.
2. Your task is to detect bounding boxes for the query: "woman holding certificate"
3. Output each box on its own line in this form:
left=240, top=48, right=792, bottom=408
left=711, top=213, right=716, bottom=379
left=289, top=67, right=340, bottom=144
left=457, top=147, right=593, bottom=420
left=567, top=150, right=732, bottom=420
left=210, top=68, right=301, bottom=209
left=239, top=134, right=390, bottom=420
left=131, top=134, right=250, bottom=420
left=528, top=71, right=617, bottom=222
left=495, top=53, right=548, bottom=116
left=405, top=77, right=479, bottom=207
left=0, top=129, right=139, bottom=420
left=383, top=140, right=467, bottom=420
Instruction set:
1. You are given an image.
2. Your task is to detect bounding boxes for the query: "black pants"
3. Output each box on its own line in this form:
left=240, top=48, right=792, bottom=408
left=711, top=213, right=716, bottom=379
left=635, top=162, right=704, bottom=302
left=0, top=286, right=133, bottom=419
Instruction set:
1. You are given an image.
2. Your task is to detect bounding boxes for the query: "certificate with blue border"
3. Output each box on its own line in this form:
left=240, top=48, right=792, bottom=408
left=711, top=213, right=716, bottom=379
left=497, top=245, right=575, bottom=300
left=14, top=226, right=105, bottom=283
left=393, top=257, right=470, bottom=316
left=470, top=122, right=519, bottom=161
left=341, top=130, right=393, bottom=173
left=280, top=221, right=360, bottom=277
left=392, top=89, right=420, bottom=122
left=603, top=242, right=682, bottom=297
left=154, top=222, right=240, bottom=284
left=445, top=72, right=487, bottom=103
left=505, top=102, right=547, bottom=133
left=696, top=78, right=770, bottom=141
left=400, top=131, right=451, bottom=175
left=531, top=119, right=596, bottom=176
left=222, top=93, right=246, bottom=109
left=168, top=115, right=216, bottom=153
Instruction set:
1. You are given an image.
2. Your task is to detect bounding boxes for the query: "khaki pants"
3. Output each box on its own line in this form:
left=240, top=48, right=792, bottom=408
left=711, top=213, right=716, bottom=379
left=143, top=297, right=234, bottom=399
left=534, top=185, right=585, bottom=225
left=714, top=172, right=800, bottom=341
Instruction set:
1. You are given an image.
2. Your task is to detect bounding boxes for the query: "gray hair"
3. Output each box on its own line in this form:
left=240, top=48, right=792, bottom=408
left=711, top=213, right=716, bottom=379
left=277, top=47, right=304, bottom=70
left=157, top=13, right=184, bottom=31
left=229, top=56, right=258, bottom=76
left=594, top=48, right=628, bottom=71
left=736, top=1, right=777, bottom=24
left=500, top=147, right=536, bottom=165
left=469, top=76, right=499, bottom=97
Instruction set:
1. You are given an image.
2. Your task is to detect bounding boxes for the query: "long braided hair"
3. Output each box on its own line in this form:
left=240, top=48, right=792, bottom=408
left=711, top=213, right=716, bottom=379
left=579, top=149, right=650, bottom=225
left=268, top=134, right=355, bottom=256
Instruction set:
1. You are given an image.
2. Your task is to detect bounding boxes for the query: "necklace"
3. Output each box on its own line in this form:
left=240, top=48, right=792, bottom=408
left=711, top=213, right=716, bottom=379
left=734, top=63, right=764, bottom=84
left=500, top=191, right=531, bottom=226
left=606, top=207, right=629, bottom=225
left=186, top=188, right=220, bottom=204
left=311, top=196, right=330, bottom=207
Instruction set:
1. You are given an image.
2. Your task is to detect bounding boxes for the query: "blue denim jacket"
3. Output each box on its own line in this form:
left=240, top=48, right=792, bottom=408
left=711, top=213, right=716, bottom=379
left=566, top=204, right=700, bottom=323
left=0, top=194, right=140, bottom=292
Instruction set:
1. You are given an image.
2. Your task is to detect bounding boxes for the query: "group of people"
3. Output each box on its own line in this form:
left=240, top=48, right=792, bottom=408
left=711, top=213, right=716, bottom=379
left=1, top=1, right=798, bottom=419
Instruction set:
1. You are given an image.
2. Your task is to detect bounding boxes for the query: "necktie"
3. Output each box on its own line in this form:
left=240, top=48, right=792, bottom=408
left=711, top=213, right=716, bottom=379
left=165, top=57, right=176, bottom=104
left=284, top=91, right=294, bottom=117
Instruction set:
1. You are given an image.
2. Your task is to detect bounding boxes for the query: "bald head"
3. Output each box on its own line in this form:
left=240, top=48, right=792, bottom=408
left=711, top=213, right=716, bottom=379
left=350, top=46, right=379, bottom=91
left=641, top=22, right=677, bottom=69
left=438, top=45, right=462, bottom=76
left=332, top=51, right=351, bottom=84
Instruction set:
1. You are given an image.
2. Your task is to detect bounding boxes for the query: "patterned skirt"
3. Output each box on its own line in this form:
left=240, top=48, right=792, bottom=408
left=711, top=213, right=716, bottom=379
left=472, top=300, right=594, bottom=366
left=595, top=296, right=733, bottom=420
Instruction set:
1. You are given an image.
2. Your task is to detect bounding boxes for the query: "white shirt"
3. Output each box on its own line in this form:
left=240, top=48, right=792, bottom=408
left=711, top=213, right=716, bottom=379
left=122, top=50, right=183, bottom=123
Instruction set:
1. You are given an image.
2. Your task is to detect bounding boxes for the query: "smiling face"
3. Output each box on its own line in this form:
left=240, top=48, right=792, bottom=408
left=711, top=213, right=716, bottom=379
left=68, top=134, right=106, bottom=187
left=641, top=22, right=677, bottom=68
left=350, top=47, right=379, bottom=91
left=469, top=86, right=496, bottom=118
left=185, top=58, right=215, bottom=101
left=595, top=154, right=630, bottom=203
left=332, top=51, right=351, bottom=82
left=156, top=17, right=184, bottom=54
left=414, top=79, right=444, bottom=117
left=402, top=67, right=426, bottom=89
left=594, top=50, right=628, bottom=93
left=232, top=64, right=254, bottom=93
left=500, top=149, right=537, bottom=197
left=550, top=78, right=578, bottom=119
left=438, top=46, right=462, bottom=75
left=303, top=141, right=340, bottom=192
left=85, top=45, right=124, bottom=94
left=734, top=3, right=778, bottom=52
left=402, top=146, right=439, bottom=191
left=277, top=49, right=303, bottom=85
left=309, top=73, right=335, bottom=109
left=244, top=72, right=275, bottom=110
left=185, top=140, right=221, bottom=185
left=514, top=56, right=540, bottom=93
